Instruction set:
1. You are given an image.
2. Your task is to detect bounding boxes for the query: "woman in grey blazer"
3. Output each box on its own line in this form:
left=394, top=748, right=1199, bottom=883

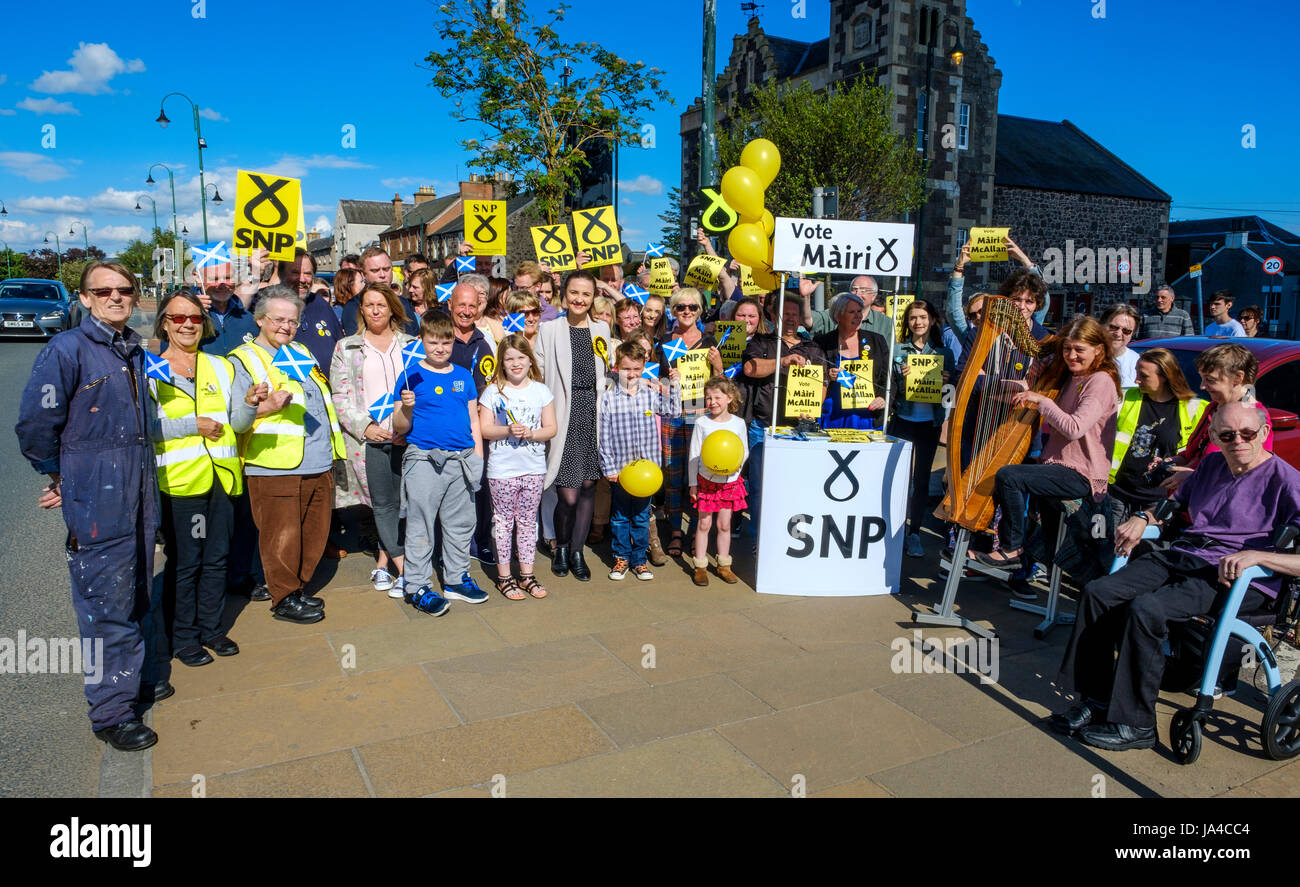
left=533, top=270, right=612, bottom=581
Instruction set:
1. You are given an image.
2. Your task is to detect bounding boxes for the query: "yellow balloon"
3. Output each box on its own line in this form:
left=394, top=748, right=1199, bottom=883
left=751, top=266, right=780, bottom=292
left=620, top=459, right=663, bottom=498
left=720, top=166, right=765, bottom=221
left=740, top=138, right=781, bottom=188
left=728, top=223, right=770, bottom=272
left=758, top=210, right=775, bottom=237
left=701, top=430, right=745, bottom=475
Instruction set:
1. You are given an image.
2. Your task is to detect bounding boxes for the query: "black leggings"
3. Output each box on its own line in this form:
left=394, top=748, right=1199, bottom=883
left=554, top=481, right=597, bottom=550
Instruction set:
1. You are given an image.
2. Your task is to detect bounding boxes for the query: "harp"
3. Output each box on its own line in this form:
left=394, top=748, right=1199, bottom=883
left=913, top=294, right=1056, bottom=639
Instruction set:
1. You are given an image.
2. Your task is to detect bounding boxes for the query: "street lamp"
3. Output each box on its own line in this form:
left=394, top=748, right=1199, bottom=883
left=913, top=9, right=966, bottom=286
left=147, top=163, right=182, bottom=285
left=203, top=182, right=224, bottom=207
left=0, top=199, right=7, bottom=217
left=68, top=219, right=90, bottom=254
left=157, top=92, right=210, bottom=241
left=43, top=231, right=63, bottom=281
left=135, top=194, right=159, bottom=236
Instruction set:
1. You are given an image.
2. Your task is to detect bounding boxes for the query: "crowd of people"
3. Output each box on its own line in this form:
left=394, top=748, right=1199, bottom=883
left=14, top=227, right=1295, bottom=756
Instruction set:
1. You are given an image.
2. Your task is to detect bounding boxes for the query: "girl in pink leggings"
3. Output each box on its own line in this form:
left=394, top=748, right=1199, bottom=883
left=478, top=334, right=558, bottom=599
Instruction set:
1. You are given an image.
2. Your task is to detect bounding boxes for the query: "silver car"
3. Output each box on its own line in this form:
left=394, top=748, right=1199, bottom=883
left=0, top=278, right=74, bottom=338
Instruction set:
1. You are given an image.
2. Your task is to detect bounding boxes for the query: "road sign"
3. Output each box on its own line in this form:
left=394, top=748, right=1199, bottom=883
left=1264, top=256, right=1284, bottom=275
left=1189, top=263, right=1202, bottom=279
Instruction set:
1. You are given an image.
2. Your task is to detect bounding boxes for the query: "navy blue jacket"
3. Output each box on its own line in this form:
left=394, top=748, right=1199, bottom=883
left=201, top=298, right=259, bottom=357
left=15, top=315, right=158, bottom=543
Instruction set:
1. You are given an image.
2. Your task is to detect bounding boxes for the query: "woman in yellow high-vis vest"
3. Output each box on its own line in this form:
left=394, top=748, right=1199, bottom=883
left=150, top=292, right=258, bottom=667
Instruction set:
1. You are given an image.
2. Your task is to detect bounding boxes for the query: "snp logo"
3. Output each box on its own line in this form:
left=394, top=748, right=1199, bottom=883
left=50, top=818, right=151, bottom=867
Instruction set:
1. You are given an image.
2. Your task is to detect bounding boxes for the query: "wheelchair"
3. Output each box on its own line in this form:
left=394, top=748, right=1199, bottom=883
left=1109, top=501, right=1300, bottom=765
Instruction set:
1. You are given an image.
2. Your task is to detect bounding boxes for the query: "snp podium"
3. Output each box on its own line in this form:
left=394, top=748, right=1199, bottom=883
left=756, top=433, right=911, bottom=596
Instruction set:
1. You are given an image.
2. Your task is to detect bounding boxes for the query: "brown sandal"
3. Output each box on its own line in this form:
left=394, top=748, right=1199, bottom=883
left=518, top=573, right=548, bottom=599
left=495, top=575, right=526, bottom=601
left=667, top=532, right=683, bottom=557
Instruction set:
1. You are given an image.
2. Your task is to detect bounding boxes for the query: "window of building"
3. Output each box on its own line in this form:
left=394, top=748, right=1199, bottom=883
left=958, top=103, right=970, bottom=150
left=853, top=16, right=873, bottom=49
left=916, top=91, right=928, bottom=152
left=1264, top=284, right=1282, bottom=322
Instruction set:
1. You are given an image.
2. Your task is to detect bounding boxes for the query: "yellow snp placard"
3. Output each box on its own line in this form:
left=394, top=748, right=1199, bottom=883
left=646, top=258, right=676, bottom=296
left=684, top=254, right=726, bottom=290
left=677, top=348, right=711, bottom=405
left=572, top=205, right=623, bottom=268
left=888, top=293, right=915, bottom=343
left=968, top=227, right=1009, bottom=262
left=783, top=363, right=823, bottom=419
left=713, top=321, right=746, bottom=367
left=531, top=223, right=577, bottom=272
left=838, top=358, right=875, bottom=409
left=906, top=353, right=944, bottom=403
left=464, top=200, right=507, bottom=254
left=234, top=169, right=302, bottom=261
left=739, top=265, right=766, bottom=296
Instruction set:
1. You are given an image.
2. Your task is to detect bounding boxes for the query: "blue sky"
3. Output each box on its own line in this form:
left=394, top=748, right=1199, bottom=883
left=0, top=0, right=1295, bottom=258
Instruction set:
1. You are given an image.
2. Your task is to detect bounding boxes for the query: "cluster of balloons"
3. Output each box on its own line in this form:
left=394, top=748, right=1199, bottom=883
left=722, top=139, right=783, bottom=292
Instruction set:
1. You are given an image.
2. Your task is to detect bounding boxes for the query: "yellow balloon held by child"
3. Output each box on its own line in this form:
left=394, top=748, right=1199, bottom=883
left=701, top=430, right=744, bottom=475
left=619, top=459, right=664, bottom=498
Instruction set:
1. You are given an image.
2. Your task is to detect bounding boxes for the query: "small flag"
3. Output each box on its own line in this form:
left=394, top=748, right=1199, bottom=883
left=503, top=312, right=526, bottom=333
left=723, top=363, right=741, bottom=379
left=505, top=408, right=519, bottom=425
left=192, top=240, right=231, bottom=269
left=621, top=283, right=649, bottom=305
left=368, top=392, right=396, bottom=424
left=645, top=243, right=665, bottom=259
left=434, top=282, right=455, bottom=303
left=145, top=351, right=171, bottom=383
left=642, top=361, right=660, bottom=379
left=272, top=345, right=315, bottom=383
left=454, top=256, right=476, bottom=273
left=837, top=359, right=865, bottom=390
left=715, top=326, right=734, bottom=349
left=661, top=337, right=688, bottom=363
left=400, top=339, right=426, bottom=371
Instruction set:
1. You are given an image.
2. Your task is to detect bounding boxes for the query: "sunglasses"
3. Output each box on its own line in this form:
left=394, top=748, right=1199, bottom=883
left=1216, top=426, right=1265, bottom=443
left=88, top=286, right=135, bottom=298
left=1107, top=324, right=1135, bottom=336
left=165, top=313, right=204, bottom=326
left=674, top=304, right=701, bottom=313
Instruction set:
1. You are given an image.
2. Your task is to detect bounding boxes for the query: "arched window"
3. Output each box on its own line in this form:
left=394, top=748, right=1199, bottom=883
left=852, top=16, right=873, bottom=49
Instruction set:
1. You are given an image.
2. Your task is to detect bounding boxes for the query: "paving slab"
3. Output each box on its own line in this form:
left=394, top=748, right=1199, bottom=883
left=476, top=586, right=658, bottom=647
left=167, top=634, right=343, bottom=699
left=874, top=670, right=1031, bottom=744
left=809, top=776, right=894, bottom=798
left=578, top=673, right=773, bottom=747
left=740, top=594, right=924, bottom=651
left=152, top=749, right=370, bottom=798
left=326, top=612, right=505, bottom=674
left=725, top=641, right=902, bottom=709
left=223, top=589, right=406, bottom=645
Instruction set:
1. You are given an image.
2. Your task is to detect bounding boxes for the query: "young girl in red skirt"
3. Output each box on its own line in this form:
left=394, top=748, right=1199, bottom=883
left=688, top=377, right=750, bottom=586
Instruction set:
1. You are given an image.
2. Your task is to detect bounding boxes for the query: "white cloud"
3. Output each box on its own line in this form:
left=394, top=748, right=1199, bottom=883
left=95, top=224, right=146, bottom=242
left=0, top=152, right=77, bottom=183
left=303, top=203, right=332, bottom=214
left=17, top=97, right=80, bottom=115
left=13, top=195, right=87, bottom=213
left=310, top=215, right=333, bottom=235
left=620, top=197, right=635, bottom=206
left=30, top=43, right=145, bottom=95
left=0, top=75, right=7, bottom=85
left=619, top=174, right=663, bottom=196
left=272, top=154, right=374, bottom=178
left=0, top=109, right=15, bottom=116
left=198, top=107, right=227, bottom=122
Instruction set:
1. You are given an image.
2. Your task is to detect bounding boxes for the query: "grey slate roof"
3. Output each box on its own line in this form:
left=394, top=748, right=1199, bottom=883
left=765, top=35, right=829, bottom=79
left=339, top=199, right=410, bottom=225
left=1168, top=216, right=1300, bottom=246
left=994, top=115, right=1170, bottom=202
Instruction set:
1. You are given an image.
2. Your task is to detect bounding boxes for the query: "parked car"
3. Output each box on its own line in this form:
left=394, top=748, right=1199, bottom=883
left=0, top=278, right=75, bottom=339
left=1132, top=336, right=1300, bottom=470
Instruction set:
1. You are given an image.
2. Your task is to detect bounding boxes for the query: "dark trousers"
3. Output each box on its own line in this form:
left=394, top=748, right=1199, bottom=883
left=993, top=463, right=1091, bottom=552
left=227, top=491, right=265, bottom=587
left=161, top=486, right=234, bottom=651
left=67, top=524, right=156, bottom=730
left=889, top=417, right=941, bottom=535
left=1058, top=548, right=1267, bottom=729
left=366, top=442, right=405, bottom=559
left=247, top=472, right=334, bottom=604
left=472, top=460, right=494, bottom=560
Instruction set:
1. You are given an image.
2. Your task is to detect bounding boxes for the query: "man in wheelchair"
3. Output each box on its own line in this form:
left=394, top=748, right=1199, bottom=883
left=1053, top=402, right=1300, bottom=751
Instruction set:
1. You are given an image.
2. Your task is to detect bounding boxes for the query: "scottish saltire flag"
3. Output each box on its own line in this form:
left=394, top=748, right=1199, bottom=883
left=642, top=361, right=660, bottom=380
left=715, top=326, right=734, bottom=349
left=272, top=345, right=314, bottom=383
left=145, top=351, right=171, bottom=383
left=837, top=358, right=866, bottom=390
left=645, top=243, right=665, bottom=259
left=621, top=283, right=649, bottom=305
left=503, top=313, right=526, bottom=333
left=400, top=339, right=425, bottom=371
left=192, top=240, right=231, bottom=268
left=435, top=282, right=455, bottom=303
left=368, top=392, right=396, bottom=424
left=661, top=337, right=688, bottom=362
left=723, top=363, right=741, bottom=379
left=454, top=256, right=476, bottom=273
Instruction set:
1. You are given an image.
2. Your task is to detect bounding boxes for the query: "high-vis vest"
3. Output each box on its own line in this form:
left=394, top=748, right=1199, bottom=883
left=1109, top=388, right=1207, bottom=483
left=230, top=340, right=346, bottom=470
left=150, top=352, right=244, bottom=497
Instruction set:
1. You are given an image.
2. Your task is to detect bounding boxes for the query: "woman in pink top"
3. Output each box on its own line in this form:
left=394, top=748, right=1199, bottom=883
left=975, top=316, right=1121, bottom=571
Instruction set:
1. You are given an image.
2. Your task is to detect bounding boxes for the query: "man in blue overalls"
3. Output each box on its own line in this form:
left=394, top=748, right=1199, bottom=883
left=15, top=261, right=165, bottom=751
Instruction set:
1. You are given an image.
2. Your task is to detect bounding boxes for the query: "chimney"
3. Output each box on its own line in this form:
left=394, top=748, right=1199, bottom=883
left=307, top=229, right=319, bottom=242
left=459, top=176, right=493, bottom=202
left=391, top=193, right=403, bottom=228
left=414, top=185, right=437, bottom=205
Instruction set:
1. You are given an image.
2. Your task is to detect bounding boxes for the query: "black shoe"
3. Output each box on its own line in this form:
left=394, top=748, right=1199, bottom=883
left=295, top=590, right=324, bottom=609
left=175, top=645, right=214, bottom=667
left=568, top=547, right=591, bottom=582
left=1078, top=722, right=1157, bottom=751
left=272, top=594, right=326, bottom=624
left=249, top=584, right=271, bottom=602
left=1051, top=699, right=1106, bottom=735
left=143, top=680, right=174, bottom=703
left=551, top=544, right=570, bottom=577
left=94, top=718, right=158, bottom=752
left=202, top=635, right=240, bottom=657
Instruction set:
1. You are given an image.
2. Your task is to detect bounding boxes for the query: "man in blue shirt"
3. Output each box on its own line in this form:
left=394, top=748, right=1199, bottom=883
left=1205, top=290, right=1246, bottom=337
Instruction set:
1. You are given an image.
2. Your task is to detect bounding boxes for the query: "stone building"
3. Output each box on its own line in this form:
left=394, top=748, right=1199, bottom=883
left=333, top=199, right=410, bottom=266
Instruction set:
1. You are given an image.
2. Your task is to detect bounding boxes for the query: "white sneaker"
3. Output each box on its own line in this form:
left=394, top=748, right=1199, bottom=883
left=389, top=576, right=408, bottom=599
left=608, top=558, right=629, bottom=581
left=905, top=533, right=924, bottom=557
left=371, top=568, right=395, bottom=592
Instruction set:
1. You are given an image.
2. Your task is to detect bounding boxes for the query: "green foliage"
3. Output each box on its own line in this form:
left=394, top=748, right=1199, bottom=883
left=60, top=259, right=89, bottom=293
left=657, top=186, right=683, bottom=258
left=717, top=75, right=927, bottom=222
left=424, top=0, right=673, bottom=223
left=0, top=249, right=27, bottom=282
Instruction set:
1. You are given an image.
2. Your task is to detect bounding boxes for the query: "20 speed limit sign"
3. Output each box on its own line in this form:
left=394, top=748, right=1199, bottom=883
left=1264, top=256, right=1284, bottom=275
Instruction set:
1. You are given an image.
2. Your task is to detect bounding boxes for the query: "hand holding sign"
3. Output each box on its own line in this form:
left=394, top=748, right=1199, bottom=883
left=968, top=227, right=1010, bottom=263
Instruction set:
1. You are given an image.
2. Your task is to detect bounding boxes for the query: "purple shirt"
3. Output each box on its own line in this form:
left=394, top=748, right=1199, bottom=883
left=1174, top=452, right=1300, bottom=596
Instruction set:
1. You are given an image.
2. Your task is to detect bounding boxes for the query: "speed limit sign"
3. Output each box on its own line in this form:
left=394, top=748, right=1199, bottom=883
left=1264, top=256, right=1283, bottom=275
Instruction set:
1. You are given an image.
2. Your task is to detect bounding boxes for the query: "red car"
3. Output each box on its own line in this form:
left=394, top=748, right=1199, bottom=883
left=1131, top=336, right=1300, bottom=469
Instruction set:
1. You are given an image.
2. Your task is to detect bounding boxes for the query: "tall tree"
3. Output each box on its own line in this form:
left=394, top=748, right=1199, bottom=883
left=0, top=249, right=27, bottom=282
left=718, top=75, right=926, bottom=222
left=424, top=0, right=673, bottom=223
left=657, top=186, right=683, bottom=259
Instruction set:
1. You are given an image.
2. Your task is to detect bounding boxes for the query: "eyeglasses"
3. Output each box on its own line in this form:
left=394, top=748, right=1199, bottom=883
left=165, top=314, right=204, bottom=326
left=1107, top=324, right=1135, bottom=337
left=1215, top=426, right=1265, bottom=443
left=524, top=310, right=541, bottom=318
left=850, top=286, right=875, bottom=295
left=674, top=304, right=701, bottom=313
left=87, top=286, right=135, bottom=298
left=267, top=318, right=299, bottom=329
